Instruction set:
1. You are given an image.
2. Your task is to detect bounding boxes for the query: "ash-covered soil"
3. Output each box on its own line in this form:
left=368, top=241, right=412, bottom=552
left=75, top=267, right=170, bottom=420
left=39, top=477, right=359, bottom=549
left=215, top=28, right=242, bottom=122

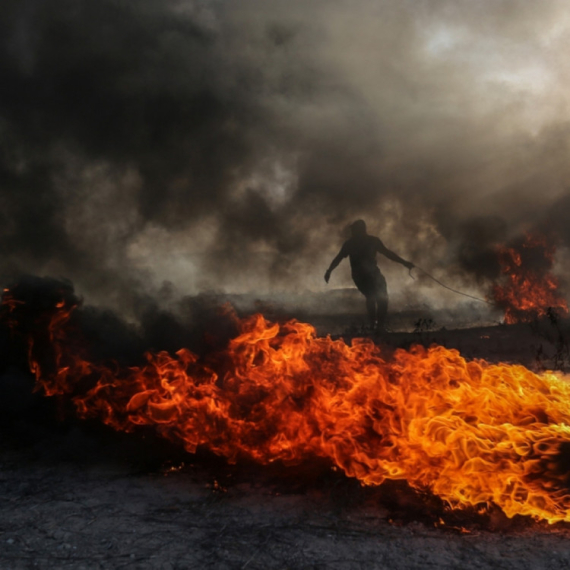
left=2, top=421, right=570, bottom=570
left=2, top=311, right=570, bottom=569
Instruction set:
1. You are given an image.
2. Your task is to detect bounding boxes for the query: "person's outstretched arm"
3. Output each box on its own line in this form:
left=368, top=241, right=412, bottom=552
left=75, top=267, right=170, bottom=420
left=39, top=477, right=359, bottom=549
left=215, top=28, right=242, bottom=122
left=376, top=238, right=414, bottom=269
left=324, top=245, right=347, bottom=283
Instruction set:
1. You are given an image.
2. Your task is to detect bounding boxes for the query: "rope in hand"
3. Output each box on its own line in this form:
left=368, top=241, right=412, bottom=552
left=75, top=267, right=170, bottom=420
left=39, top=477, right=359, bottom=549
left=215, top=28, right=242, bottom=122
left=408, top=265, right=495, bottom=306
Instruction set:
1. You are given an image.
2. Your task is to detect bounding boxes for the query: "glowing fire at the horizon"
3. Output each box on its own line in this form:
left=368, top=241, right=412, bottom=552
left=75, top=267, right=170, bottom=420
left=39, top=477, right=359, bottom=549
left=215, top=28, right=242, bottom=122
left=8, top=291, right=570, bottom=526
left=492, top=233, right=568, bottom=324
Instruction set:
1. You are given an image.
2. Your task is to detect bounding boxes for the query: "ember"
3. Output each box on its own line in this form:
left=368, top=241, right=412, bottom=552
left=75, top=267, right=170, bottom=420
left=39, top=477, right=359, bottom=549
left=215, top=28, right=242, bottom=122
left=6, top=290, right=570, bottom=525
left=492, top=233, right=569, bottom=324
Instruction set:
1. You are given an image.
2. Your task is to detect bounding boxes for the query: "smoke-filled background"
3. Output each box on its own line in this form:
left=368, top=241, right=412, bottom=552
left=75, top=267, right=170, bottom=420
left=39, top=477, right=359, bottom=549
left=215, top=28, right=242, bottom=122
left=2, top=0, right=570, bottom=317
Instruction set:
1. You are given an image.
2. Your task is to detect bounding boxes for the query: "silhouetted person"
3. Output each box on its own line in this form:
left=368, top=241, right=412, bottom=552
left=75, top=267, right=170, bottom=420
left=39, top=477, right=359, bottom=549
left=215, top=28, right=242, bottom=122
left=324, top=220, right=414, bottom=331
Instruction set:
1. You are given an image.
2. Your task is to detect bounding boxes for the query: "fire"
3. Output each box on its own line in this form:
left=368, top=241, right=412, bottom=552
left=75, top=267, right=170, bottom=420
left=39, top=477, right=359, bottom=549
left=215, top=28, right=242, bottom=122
left=492, top=233, right=568, bottom=324
left=6, top=289, right=570, bottom=524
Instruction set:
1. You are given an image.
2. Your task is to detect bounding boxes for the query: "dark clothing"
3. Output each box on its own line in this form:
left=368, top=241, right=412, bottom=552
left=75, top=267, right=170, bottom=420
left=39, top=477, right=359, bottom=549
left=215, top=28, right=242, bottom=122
left=352, top=265, right=387, bottom=298
left=338, top=234, right=389, bottom=282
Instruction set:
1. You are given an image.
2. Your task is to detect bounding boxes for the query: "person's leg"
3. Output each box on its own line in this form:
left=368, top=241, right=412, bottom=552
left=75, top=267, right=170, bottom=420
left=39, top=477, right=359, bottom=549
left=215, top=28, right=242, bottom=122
left=352, top=271, right=376, bottom=328
left=375, top=294, right=388, bottom=330
left=365, top=295, right=376, bottom=328
left=374, top=273, right=388, bottom=330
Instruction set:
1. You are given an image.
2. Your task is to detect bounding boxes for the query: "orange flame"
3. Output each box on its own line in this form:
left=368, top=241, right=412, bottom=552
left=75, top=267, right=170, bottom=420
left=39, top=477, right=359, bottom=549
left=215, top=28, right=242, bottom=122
left=492, top=233, right=568, bottom=323
left=12, top=295, right=570, bottom=525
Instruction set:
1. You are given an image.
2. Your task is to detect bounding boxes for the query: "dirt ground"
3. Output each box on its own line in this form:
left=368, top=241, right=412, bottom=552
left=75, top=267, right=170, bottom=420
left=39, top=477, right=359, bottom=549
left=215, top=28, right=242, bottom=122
left=2, top=314, right=570, bottom=569
left=2, top=423, right=570, bottom=570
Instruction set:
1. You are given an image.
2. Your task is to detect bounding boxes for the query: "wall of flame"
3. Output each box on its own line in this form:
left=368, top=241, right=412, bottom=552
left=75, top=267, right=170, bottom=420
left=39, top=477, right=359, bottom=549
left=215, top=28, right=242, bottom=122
left=13, top=295, right=570, bottom=525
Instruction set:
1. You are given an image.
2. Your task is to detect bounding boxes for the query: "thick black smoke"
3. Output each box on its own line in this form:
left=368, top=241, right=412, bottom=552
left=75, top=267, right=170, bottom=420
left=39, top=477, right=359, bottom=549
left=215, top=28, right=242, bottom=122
left=1, top=0, right=570, bottom=313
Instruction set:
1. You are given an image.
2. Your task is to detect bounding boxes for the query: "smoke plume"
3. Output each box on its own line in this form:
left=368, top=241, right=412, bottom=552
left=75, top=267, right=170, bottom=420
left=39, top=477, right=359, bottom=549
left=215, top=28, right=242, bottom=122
left=2, top=0, right=570, bottom=313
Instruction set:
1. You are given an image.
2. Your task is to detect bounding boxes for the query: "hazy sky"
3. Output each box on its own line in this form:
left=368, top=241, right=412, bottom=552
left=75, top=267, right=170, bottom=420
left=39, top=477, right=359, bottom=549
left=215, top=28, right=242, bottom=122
left=2, top=0, right=570, bottom=312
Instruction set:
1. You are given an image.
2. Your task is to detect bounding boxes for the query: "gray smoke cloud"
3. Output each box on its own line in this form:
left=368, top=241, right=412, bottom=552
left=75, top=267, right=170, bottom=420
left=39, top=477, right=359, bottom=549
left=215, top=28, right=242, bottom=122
left=2, top=0, right=570, bottom=314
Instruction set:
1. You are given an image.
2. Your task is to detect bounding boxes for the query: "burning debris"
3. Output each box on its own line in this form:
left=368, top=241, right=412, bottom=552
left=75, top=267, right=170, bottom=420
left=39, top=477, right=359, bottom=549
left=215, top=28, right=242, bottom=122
left=5, top=279, right=570, bottom=525
left=491, top=233, right=569, bottom=324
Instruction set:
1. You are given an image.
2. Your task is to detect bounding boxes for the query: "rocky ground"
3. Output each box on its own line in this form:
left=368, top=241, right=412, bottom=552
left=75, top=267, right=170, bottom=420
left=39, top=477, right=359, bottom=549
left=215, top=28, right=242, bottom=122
left=1, top=310, right=570, bottom=569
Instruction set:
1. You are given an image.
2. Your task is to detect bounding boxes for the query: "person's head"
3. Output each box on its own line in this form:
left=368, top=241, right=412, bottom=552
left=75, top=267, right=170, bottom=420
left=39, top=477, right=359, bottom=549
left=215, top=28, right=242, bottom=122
left=350, top=219, right=367, bottom=237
